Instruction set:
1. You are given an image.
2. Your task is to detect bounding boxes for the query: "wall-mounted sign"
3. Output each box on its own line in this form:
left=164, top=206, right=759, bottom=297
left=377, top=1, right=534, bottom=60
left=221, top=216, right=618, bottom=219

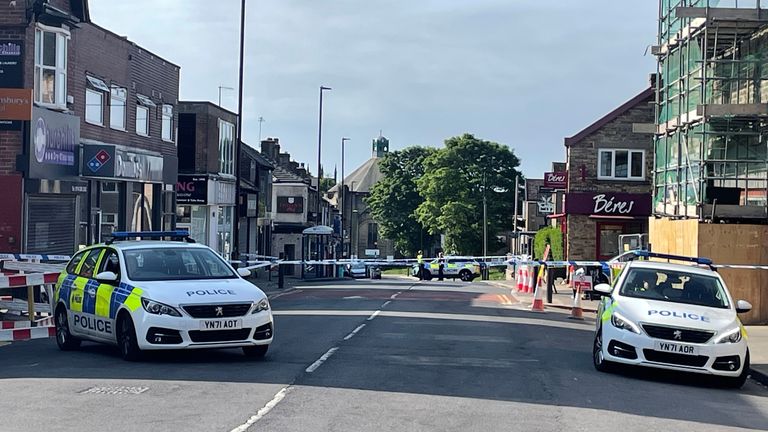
left=277, top=196, right=303, bottom=214
left=0, top=40, right=23, bottom=88
left=176, top=175, right=208, bottom=204
left=537, top=195, right=554, bottom=214
left=246, top=193, right=259, bottom=217
left=81, top=144, right=164, bottom=183
left=82, top=144, right=115, bottom=176
left=0, top=88, right=32, bottom=130
left=28, top=107, right=79, bottom=180
left=544, top=172, right=567, bottom=189
left=565, top=192, right=651, bottom=217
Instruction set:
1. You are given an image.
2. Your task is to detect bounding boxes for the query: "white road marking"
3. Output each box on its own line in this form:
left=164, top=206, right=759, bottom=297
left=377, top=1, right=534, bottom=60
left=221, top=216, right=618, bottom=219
left=381, top=300, right=392, bottom=308
left=305, top=347, right=339, bottom=373
left=367, top=310, right=381, bottom=321
left=343, top=324, right=367, bottom=340
left=229, top=386, right=290, bottom=432
left=343, top=296, right=366, bottom=300
left=390, top=292, right=401, bottom=299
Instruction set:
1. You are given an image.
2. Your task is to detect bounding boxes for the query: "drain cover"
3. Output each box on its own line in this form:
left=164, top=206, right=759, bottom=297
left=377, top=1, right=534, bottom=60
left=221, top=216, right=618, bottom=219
left=80, top=386, right=149, bottom=395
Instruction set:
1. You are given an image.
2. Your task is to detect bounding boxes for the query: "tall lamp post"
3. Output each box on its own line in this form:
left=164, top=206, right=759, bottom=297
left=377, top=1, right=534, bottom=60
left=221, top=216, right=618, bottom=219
left=218, top=85, right=234, bottom=107
left=341, top=137, right=350, bottom=257
left=232, top=0, right=246, bottom=261
left=316, top=86, right=332, bottom=225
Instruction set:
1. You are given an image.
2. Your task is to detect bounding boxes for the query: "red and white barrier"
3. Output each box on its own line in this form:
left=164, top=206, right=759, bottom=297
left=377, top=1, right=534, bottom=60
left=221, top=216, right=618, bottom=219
left=0, top=272, right=60, bottom=289
left=0, top=326, right=55, bottom=342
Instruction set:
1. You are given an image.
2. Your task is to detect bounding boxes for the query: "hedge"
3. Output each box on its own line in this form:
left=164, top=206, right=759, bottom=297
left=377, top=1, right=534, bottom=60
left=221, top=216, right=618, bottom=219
left=533, top=226, right=563, bottom=261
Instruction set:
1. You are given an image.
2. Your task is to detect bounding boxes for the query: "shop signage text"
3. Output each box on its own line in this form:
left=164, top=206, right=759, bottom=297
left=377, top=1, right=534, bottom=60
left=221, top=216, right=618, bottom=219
left=0, top=88, right=32, bottom=127
left=537, top=195, right=554, bottom=214
left=28, top=107, right=79, bottom=179
left=565, top=192, right=651, bottom=216
left=0, top=40, right=23, bottom=88
left=277, top=196, right=304, bottom=214
left=544, top=172, right=567, bottom=189
left=177, top=175, right=208, bottom=204
left=81, top=144, right=164, bottom=183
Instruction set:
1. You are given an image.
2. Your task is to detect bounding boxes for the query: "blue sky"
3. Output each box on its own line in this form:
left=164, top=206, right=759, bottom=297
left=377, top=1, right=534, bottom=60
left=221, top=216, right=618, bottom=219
left=89, top=0, right=658, bottom=179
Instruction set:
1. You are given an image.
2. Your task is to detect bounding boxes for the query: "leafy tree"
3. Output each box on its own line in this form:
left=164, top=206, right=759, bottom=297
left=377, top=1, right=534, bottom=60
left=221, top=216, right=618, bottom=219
left=319, top=177, right=336, bottom=195
left=534, top=226, right=563, bottom=261
left=416, top=134, right=522, bottom=255
left=367, top=147, right=437, bottom=256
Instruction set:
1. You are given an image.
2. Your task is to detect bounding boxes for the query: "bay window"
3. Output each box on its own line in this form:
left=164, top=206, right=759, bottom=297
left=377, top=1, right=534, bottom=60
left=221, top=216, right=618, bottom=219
left=34, top=26, right=69, bottom=107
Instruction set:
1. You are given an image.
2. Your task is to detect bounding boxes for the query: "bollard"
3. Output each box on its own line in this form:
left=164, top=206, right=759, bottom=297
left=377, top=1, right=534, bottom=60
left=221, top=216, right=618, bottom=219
left=278, top=264, right=284, bottom=289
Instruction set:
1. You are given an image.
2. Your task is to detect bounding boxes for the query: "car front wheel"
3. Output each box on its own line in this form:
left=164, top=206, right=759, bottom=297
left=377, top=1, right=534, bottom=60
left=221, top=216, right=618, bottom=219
left=720, top=351, right=750, bottom=389
left=593, top=328, right=613, bottom=372
left=117, top=314, right=142, bottom=361
left=243, top=344, right=269, bottom=359
left=459, top=270, right=473, bottom=282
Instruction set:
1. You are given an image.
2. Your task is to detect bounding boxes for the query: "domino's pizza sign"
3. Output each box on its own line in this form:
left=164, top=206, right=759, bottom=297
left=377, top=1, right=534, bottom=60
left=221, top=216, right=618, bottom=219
left=81, top=144, right=116, bottom=177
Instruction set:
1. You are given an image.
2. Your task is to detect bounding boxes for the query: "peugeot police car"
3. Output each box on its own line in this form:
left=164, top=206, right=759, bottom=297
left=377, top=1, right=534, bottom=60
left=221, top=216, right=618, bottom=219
left=412, top=257, right=481, bottom=281
left=53, top=231, right=273, bottom=361
left=593, top=252, right=752, bottom=388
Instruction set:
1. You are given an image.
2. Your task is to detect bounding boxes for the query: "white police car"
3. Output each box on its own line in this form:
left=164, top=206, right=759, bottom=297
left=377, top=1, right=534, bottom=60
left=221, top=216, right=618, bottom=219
left=53, top=231, right=273, bottom=361
left=593, top=252, right=752, bottom=388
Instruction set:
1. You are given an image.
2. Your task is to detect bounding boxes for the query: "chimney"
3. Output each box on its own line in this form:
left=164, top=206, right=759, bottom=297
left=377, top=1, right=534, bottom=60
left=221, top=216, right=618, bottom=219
left=278, top=153, right=290, bottom=167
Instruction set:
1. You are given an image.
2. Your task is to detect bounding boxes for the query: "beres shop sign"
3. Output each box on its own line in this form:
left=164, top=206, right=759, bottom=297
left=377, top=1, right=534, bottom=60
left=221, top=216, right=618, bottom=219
left=565, top=192, right=651, bottom=217
left=544, top=171, right=567, bottom=189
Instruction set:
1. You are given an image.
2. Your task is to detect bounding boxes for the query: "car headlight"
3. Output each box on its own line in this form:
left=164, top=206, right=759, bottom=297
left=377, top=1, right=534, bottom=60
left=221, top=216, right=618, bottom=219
left=141, top=298, right=181, bottom=317
left=611, top=312, right=641, bottom=334
left=252, top=298, right=270, bottom=314
left=715, top=327, right=742, bottom=344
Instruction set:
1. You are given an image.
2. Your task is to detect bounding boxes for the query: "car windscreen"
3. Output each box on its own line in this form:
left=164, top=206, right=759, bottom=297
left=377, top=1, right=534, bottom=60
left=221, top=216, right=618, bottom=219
left=619, top=268, right=730, bottom=309
left=123, top=247, right=237, bottom=281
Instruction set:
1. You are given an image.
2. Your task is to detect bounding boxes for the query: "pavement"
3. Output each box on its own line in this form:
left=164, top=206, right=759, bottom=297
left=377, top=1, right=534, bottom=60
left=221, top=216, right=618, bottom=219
left=746, top=326, right=768, bottom=386
left=482, top=278, right=602, bottom=313
left=1, top=276, right=768, bottom=431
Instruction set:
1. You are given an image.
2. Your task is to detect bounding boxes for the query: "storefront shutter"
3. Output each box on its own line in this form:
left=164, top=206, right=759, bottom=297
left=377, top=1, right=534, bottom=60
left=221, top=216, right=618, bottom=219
left=27, top=195, right=76, bottom=255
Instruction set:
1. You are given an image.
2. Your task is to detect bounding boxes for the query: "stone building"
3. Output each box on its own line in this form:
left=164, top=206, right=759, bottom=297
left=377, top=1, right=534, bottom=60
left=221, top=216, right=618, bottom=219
left=561, top=83, right=655, bottom=261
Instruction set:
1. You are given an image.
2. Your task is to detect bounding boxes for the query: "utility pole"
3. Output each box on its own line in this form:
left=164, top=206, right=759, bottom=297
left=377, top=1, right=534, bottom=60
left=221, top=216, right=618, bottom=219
left=341, top=137, right=350, bottom=257
left=483, top=171, right=488, bottom=260
left=258, top=116, right=265, bottom=142
left=512, top=175, right=520, bottom=254
left=231, top=0, right=246, bottom=261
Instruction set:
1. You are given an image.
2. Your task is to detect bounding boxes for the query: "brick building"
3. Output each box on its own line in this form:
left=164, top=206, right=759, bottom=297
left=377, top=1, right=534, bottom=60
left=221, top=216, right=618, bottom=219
left=561, top=84, right=655, bottom=261
left=0, top=0, right=179, bottom=254
left=176, top=102, right=238, bottom=257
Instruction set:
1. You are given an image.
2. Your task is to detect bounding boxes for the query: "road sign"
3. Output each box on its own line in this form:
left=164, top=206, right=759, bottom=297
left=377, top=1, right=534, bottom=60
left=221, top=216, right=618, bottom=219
left=574, top=273, right=593, bottom=293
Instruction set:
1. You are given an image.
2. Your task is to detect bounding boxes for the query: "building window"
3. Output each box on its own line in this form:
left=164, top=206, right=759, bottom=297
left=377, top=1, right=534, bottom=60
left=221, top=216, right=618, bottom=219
left=85, top=89, right=103, bottom=125
left=218, top=119, right=235, bottom=175
left=34, top=26, right=69, bottom=107
left=136, top=105, right=149, bottom=136
left=367, top=223, right=378, bottom=249
left=161, top=104, right=174, bottom=142
left=110, top=86, right=127, bottom=130
left=136, top=94, right=156, bottom=137
left=598, top=149, right=645, bottom=180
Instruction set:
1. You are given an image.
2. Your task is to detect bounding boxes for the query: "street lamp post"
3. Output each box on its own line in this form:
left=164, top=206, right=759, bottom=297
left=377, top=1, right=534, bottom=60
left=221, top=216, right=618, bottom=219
left=316, top=86, right=332, bottom=227
left=341, top=137, right=350, bottom=257
left=218, top=85, right=234, bottom=107
left=232, top=0, right=246, bottom=261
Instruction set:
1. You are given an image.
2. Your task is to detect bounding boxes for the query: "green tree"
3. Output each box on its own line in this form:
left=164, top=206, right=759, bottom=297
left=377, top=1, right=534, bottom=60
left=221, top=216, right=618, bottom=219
left=416, top=134, right=522, bottom=255
left=534, top=226, right=563, bottom=261
left=367, top=146, right=437, bottom=256
left=319, top=177, right=335, bottom=195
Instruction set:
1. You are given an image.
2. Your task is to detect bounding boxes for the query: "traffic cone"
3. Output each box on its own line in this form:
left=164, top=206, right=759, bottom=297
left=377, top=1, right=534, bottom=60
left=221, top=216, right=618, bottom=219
left=516, top=266, right=524, bottom=292
left=529, top=266, right=537, bottom=293
left=531, top=268, right=546, bottom=312
left=567, top=265, right=575, bottom=289
left=569, top=283, right=584, bottom=320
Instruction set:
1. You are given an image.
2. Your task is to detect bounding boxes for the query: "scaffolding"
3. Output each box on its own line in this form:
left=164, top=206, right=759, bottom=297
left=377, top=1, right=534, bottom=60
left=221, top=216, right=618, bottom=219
left=655, top=0, right=768, bottom=220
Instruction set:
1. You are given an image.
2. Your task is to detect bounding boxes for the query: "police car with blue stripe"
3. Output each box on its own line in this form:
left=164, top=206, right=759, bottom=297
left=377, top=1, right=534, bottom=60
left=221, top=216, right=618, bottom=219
left=53, top=231, right=273, bottom=361
left=593, top=252, right=751, bottom=388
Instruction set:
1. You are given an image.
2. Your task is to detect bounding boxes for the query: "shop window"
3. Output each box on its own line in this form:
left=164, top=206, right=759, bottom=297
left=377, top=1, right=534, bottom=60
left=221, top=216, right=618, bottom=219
left=101, top=182, right=117, bottom=193
left=110, top=86, right=127, bottom=131
left=598, top=149, right=645, bottom=180
left=34, top=25, right=68, bottom=107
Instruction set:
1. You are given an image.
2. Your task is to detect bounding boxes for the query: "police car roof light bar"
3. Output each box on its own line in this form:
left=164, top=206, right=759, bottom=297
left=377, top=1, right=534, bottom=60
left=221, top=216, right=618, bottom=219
left=107, top=231, right=195, bottom=244
left=631, top=250, right=714, bottom=269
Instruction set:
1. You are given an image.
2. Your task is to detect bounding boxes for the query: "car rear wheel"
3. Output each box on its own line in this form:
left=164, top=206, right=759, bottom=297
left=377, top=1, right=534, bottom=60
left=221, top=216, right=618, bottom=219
left=117, top=314, right=142, bottom=362
left=720, top=351, right=750, bottom=389
left=593, top=328, right=613, bottom=372
left=55, top=306, right=81, bottom=351
left=243, top=344, right=269, bottom=359
left=459, top=270, right=473, bottom=282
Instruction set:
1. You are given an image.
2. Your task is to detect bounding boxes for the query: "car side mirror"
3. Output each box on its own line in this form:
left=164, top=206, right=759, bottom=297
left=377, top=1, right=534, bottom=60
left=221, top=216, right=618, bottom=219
left=736, top=300, right=752, bottom=314
left=95, top=271, right=118, bottom=284
left=594, top=283, right=613, bottom=295
left=237, top=268, right=252, bottom=278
